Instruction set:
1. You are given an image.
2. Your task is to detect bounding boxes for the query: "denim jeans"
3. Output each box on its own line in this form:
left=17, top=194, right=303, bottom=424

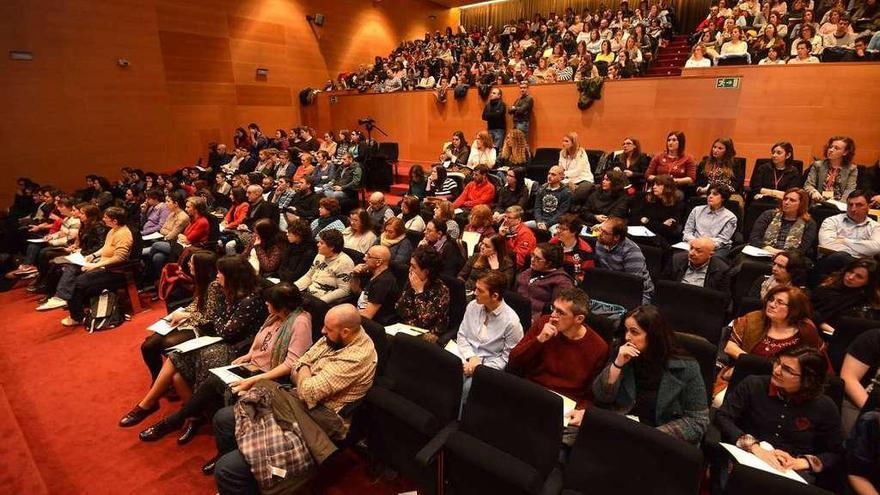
left=514, top=121, right=529, bottom=139
left=488, top=129, right=505, bottom=151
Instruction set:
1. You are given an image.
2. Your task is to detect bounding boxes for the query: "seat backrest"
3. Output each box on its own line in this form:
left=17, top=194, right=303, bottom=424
left=731, top=259, right=771, bottom=304
left=724, top=464, right=835, bottom=495
left=581, top=268, right=643, bottom=310
left=726, top=354, right=772, bottom=398
left=503, top=290, right=533, bottom=329
left=532, top=148, right=561, bottom=167
left=379, top=142, right=399, bottom=162
left=302, top=293, right=330, bottom=344
left=440, top=274, right=467, bottom=332
left=675, top=332, right=718, bottom=403
left=460, top=366, right=563, bottom=479
left=360, top=317, right=390, bottom=376
left=343, top=247, right=365, bottom=265
left=585, top=312, right=617, bottom=343
left=564, top=407, right=704, bottom=495
left=585, top=149, right=604, bottom=175
left=404, top=228, right=424, bottom=248
left=385, top=333, right=463, bottom=425
left=655, top=280, right=728, bottom=346
left=634, top=241, right=664, bottom=281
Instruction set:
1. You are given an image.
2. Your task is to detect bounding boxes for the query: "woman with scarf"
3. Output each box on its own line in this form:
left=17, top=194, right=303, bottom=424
left=137, top=282, right=311, bottom=443
left=380, top=217, right=414, bottom=269
left=714, top=286, right=826, bottom=403
left=398, top=196, right=426, bottom=232
left=748, top=188, right=817, bottom=256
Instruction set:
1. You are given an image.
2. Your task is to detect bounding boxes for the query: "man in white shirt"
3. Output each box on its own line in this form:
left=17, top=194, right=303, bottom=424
left=817, top=190, right=880, bottom=279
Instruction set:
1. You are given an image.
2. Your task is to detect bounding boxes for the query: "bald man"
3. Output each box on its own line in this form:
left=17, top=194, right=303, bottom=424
left=528, top=165, right=572, bottom=231
left=664, top=237, right=731, bottom=293
left=210, top=303, right=377, bottom=494
left=366, top=192, right=394, bottom=227
left=350, top=245, right=401, bottom=323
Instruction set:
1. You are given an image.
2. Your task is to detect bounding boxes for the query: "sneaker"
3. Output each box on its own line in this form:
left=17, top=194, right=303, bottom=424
left=37, top=297, right=67, bottom=311
left=60, top=316, right=81, bottom=327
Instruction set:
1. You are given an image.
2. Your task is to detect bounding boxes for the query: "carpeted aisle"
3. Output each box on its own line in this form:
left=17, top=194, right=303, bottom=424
left=0, top=285, right=412, bottom=494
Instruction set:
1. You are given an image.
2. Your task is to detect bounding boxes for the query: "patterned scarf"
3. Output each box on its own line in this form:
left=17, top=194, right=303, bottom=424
left=763, top=212, right=807, bottom=250
left=270, top=310, right=302, bottom=369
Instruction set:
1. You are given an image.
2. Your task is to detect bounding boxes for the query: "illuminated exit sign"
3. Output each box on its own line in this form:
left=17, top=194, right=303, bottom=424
left=716, top=77, right=740, bottom=89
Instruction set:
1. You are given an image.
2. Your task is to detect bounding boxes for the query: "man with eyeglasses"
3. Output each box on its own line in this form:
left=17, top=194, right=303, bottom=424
left=594, top=217, right=654, bottom=303
left=349, top=245, right=399, bottom=324
left=498, top=205, right=537, bottom=270
left=508, top=288, right=608, bottom=445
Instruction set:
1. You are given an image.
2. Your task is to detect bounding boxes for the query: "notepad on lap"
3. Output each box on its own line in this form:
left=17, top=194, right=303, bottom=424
left=742, top=245, right=773, bottom=258
left=671, top=241, right=690, bottom=250
left=627, top=226, right=655, bottom=237
left=27, top=238, right=48, bottom=244
left=166, top=336, right=222, bottom=353
left=385, top=323, right=428, bottom=337
left=147, top=307, right=188, bottom=335
left=142, top=232, right=163, bottom=241
left=64, top=251, right=88, bottom=266
left=549, top=390, right=578, bottom=427
left=720, top=443, right=806, bottom=484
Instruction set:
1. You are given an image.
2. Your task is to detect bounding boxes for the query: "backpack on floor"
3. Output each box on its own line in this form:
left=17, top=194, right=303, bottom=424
left=83, top=289, right=127, bottom=333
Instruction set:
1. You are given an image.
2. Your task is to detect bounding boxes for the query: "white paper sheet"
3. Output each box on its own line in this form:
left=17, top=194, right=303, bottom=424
left=549, top=390, right=578, bottom=426
left=742, top=245, right=773, bottom=258
left=27, top=238, right=48, bottom=244
left=627, top=226, right=655, bottom=237
left=142, top=232, right=163, bottom=241
left=166, top=335, right=222, bottom=353
left=64, top=251, right=88, bottom=266
left=720, top=443, right=806, bottom=484
left=580, top=226, right=596, bottom=237
left=461, top=231, right=481, bottom=257
left=385, top=323, right=428, bottom=337
left=826, top=199, right=847, bottom=212
left=146, top=307, right=188, bottom=336
left=265, top=277, right=280, bottom=285
left=671, top=241, right=690, bottom=250
left=444, top=340, right=464, bottom=361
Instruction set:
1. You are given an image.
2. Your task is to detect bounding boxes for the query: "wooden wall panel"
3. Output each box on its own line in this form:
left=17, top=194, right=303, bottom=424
left=235, top=85, right=293, bottom=106
left=227, top=16, right=286, bottom=45
left=308, top=64, right=880, bottom=181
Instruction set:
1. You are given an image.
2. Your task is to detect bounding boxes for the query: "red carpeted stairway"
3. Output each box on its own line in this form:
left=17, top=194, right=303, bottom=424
left=0, top=284, right=411, bottom=494
left=646, top=35, right=692, bottom=77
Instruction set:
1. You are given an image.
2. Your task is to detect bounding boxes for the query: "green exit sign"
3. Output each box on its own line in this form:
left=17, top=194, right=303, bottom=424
left=716, top=77, right=740, bottom=89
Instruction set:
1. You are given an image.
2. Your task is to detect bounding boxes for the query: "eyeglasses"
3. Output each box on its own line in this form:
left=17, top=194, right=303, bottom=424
left=767, top=297, right=789, bottom=307
left=772, top=358, right=801, bottom=377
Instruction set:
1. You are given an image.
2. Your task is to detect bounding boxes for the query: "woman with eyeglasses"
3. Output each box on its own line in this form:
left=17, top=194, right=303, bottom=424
left=515, top=243, right=575, bottom=323
left=714, top=286, right=825, bottom=404
left=714, top=346, right=842, bottom=486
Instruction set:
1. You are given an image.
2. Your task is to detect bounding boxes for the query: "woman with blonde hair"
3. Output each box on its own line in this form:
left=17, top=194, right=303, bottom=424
left=559, top=131, right=595, bottom=204
left=467, top=130, right=497, bottom=170
left=380, top=217, right=414, bottom=267
left=497, top=129, right=531, bottom=170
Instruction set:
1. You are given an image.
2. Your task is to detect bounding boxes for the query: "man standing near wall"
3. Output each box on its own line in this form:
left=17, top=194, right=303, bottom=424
left=509, top=82, right=534, bottom=140
left=482, top=87, right=507, bottom=150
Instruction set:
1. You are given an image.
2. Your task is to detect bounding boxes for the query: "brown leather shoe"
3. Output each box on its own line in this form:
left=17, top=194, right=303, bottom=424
left=119, top=403, right=159, bottom=428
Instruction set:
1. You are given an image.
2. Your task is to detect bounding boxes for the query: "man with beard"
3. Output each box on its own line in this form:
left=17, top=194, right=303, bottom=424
left=206, top=304, right=377, bottom=494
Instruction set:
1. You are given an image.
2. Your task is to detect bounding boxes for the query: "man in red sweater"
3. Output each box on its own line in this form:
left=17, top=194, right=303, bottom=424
left=498, top=205, right=536, bottom=269
left=452, top=165, right=496, bottom=210
left=507, top=288, right=609, bottom=445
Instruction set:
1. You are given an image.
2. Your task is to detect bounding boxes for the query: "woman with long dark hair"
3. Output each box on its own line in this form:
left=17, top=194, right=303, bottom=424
left=278, top=218, right=318, bottom=283
left=696, top=137, right=741, bottom=200
left=343, top=208, right=377, bottom=253
left=458, top=233, right=514, bottom=294
left=593, top=305, right=709, bottom=445
left=119, top=255, right=267, bottom=431
left=750, top=141, right=802, bottom=201
left=398, top=195, right=426, bottom=232
left=631, top=174, right=685, bottom=244
left=812, top=258, right=880, bottom=334
left=243, top=218, right=284, bottom=276
left=396, top=247, right=450, bottom=343
left=139, top=251, right=219, bottom=381
left=646, top=131, right=696, bottom=187
left=493, top=167, right=530, bottom=222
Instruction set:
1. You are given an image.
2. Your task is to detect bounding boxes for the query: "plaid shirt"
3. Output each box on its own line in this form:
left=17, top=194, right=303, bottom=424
left=294, top=328, right=377, bottom=415
left=235, top=386, right=315, bottom=490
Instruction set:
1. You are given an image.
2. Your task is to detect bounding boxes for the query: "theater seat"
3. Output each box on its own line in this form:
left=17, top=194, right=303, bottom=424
left=366, top=334, right=462, bottom=495
left=503, top=289, right=533, bottom=329
left=562, top=407, right=704, bottom=495
left=675, top=332, right=718, bottom=403
left=724, top=464, right=834, bottom=495
left=655, top=280, right=728, bottom=346
left=434, top=366, right=563, bottom=495
left=580, top=268, right=644, bottom=310
left=527, top=148, right=562, bottom=182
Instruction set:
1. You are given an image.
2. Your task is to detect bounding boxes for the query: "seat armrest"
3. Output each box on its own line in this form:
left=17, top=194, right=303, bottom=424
left=414, top=422, right=459, bottom=467
left=540, top=467, right=564, bottom=495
